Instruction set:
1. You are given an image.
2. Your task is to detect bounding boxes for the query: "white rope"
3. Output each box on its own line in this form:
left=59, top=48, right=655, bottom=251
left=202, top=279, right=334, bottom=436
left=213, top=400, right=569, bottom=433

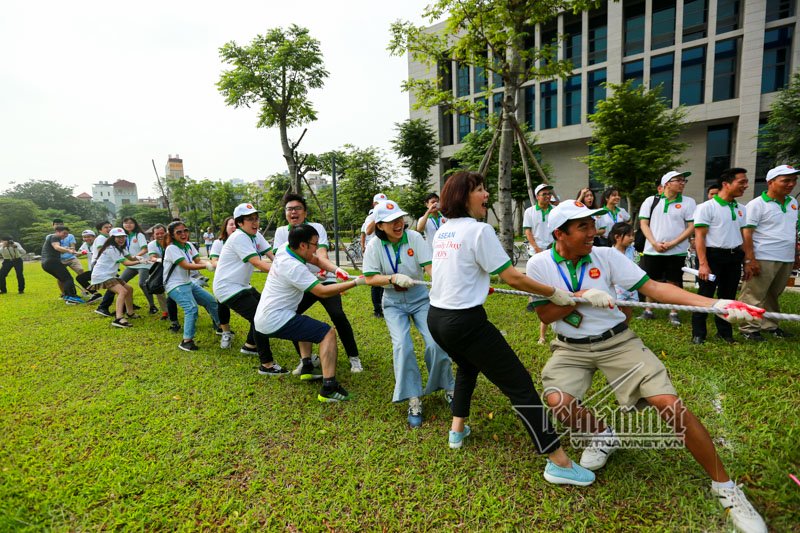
left=410, top=280, right=800, bottom=321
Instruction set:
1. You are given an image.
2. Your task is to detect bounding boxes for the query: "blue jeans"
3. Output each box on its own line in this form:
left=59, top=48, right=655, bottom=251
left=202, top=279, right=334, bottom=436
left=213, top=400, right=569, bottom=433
left=382, top=284, right=454, bottom=402
left=169, top=283, right=220, bottom=340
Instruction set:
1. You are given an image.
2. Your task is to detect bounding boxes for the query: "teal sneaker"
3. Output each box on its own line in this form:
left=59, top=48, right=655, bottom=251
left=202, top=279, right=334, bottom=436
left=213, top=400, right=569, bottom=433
left=407, top=397, right=423, bottom=428
left=543, top=459, right=596, bottom=486
left=318, top=383, right=351, bottom=403
left=448, top=425, right=471, bottom=449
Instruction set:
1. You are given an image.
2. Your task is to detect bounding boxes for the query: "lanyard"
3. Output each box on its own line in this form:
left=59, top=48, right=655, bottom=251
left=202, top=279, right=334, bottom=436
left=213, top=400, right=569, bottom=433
left=553, top=257, right=587, bottom=293
left=609, top=208, right=618, bottom=224
left=430, top=215, right=441, bottom=231
left=383, top=243, right=402, bottom=274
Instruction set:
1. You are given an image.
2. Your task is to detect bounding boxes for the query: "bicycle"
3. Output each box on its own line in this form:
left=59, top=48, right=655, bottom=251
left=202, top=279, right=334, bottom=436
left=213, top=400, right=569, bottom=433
left=344, top=241, right=362, bottom=269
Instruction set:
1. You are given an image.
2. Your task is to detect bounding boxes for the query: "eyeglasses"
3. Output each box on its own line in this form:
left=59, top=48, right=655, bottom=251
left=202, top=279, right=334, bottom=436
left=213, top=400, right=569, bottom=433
left=285, top=206, right=305, bottom=212
left=243, top=215, right=260, bottom=221
left=174, top=229, right=189, bottom=235
left=305, top=241, right=319, bottom=248
left=669, top=179, right=688, bottom=184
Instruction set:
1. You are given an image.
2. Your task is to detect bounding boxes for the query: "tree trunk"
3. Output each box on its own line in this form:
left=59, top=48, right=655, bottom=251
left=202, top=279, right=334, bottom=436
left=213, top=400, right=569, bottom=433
left=279, top=119, right=300, bottom=193
left=496, top=43, right=521, bottom=256
left=515, top=199, right=524, bottom=236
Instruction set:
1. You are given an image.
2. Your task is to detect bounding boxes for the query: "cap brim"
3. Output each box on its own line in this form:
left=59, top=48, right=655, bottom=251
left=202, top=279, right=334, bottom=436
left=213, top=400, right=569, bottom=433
left=377, top=211, right=407, bottom=223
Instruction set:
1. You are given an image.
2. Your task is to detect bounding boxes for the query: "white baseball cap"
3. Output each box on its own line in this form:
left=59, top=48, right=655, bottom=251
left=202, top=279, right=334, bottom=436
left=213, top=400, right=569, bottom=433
left=660, top=170, right=692, bottom=186
left=373, top=200, right=407, bottom=223
left=548, top=199, right=607, bottom=232
left=766, top=164, right=800, bottom=181
left=81, top=230, right=96, bottom=237
left=535, top=183, right=554, bottom=196
left=109, top=227, right=126, bottom=237
left=372, top=193, right=388, bottom=203
left=233, top=203, right=259, bottom=218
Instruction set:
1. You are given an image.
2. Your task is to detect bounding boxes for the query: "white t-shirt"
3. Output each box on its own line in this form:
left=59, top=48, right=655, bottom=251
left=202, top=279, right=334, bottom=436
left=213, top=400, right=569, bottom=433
left=362, top=230, right=432, bottom=293
left=203, top=232, right=214, bottom=246
left=522, top=204, right=554, bottom=249
left=90, top=234, right=108, bottom=270
left=527, top=247, right=649, bottom=338
left=638, top=194, right=696, bottom=256
left=693, top=196, right=746, bottom=249
left=273, top=222, right=330, bottom=279
left=163, top=242, right=199, bottom=294
left=361, top=213, right=377, bottom=247
left=213, top=229, right=272, bottom=303
left=596, top=207, right=630, bottom=236
left=126, top=232, right=150, bottom=270
left=429, top=218, right=512, bottom=310
left=419, top=214, right=447, bottom=251
left=209, top=239, right=224, bottom=258
left=744, top=193, right=799, bottom=262
left=254, top=244, right=321, bottom=334
left=78, top=242, right=92, bottom=267
left=90, top=246, right=129, bottom=285
left=147, top=240, right=164, bottom=258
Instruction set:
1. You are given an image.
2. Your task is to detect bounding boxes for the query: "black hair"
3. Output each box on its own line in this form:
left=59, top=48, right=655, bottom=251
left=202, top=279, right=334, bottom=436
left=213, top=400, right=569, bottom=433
left=283, top=193, right=307, bottom=210
left=95, top=220, right=111, bottom=232
left=608, top=222, right=634, bottom=245
left=53, top=225, right=67, bottom=233
left=164, top=220, right=186, bottom=248
left=52, top=218, right=63, bottom=224
left=121, top=216, right=144, bottom=236
left=706, top=183, right=720, bottom=195
left=719, top=168, right=748, bottom=184
left=375, top=220, right=408, bottom=241
left=440, top=171, right=486, bottom=219
left=423, top=192, right=440, bottom=203
left=96, top=232, right=127, bottom=262
left=288, top=224, right=318, bottom=249
left=600, top=187, right=619, bottom=207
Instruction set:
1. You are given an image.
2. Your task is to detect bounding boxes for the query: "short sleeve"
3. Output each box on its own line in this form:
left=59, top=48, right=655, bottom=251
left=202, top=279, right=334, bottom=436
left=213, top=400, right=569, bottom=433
left=165, top=245, right=184, bottom=264
left=230, top=234, right=255, bottom=262
left=693, top=202, right=711, bottom=227
left=737, top=204, right=747, bottom=228
left=638, top=196, right=654, bottom=219
left=603, top=249, right=649, bottom=291
left=315, top=224, right=329, bottom=248
left=361, top=238, right=383, bottom=276
left=256, top=233, right=272, bottom=253
left=683, top=198, right=696, bottom=221
left=525, top=255, right=551, bottom=306
left=474, top=224, right=512, bottom=275
left=413, top=231, right=432, bottom=265
left=289, top=261, right=322, bottom=292
left=522, top=207, right=534, bottom=229
left=744, top=200, right=761, bottom=228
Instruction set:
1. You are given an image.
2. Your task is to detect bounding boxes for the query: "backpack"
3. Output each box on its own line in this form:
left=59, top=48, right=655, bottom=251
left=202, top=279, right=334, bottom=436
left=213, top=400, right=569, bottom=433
left=634, top=195, right=661, bottom=253
left=145, top=260, right=177, bottom=295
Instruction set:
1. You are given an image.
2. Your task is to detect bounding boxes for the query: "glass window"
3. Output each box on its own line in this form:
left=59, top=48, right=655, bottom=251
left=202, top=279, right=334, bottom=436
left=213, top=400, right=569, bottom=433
left=623, top=60, right=644, bottom=87
left=493, top=92, right=504, bottom=117
left=680, top=46, right=706, bottom=105
left=524, top=86, right=536, bottom=130
left=762, top=26, right=794, bottom=93
left=713, top=38, right=738, bottom=101
left=588, top=10, right=607, bottom=65
left=587, top=69, right=607, bottom=115
left=766, top=0, right=795, bottom=21
left=705, top=124, right=733, bottom=190
left=475, top=97, right=488, bottom=132
left=474, top=65, right=487, bottom=92
left=456, top=63, right=470, bottom=97
left=564, top=15, right=583, bottom=69
left=457, top=112, right=471, bottom=143
left=439, top=106, right=453, bottom=146
left=564, top=74, right=582, bottom=126
left=492, top=55, right=504, bottom=88
left=540, top=81, right=558, bottom=130
left=683, top=0, right=707, bottom=42
left=438, top=60, right=452, bottom=92
left=716, top=0, right=741, bottom=34
left=650, top=53, right=675, bottom=104
left=624, top=1, right=646, bottom=56
left=651, top=0, right=676, bottom=50
left=540, top=22, right=558, bottom=67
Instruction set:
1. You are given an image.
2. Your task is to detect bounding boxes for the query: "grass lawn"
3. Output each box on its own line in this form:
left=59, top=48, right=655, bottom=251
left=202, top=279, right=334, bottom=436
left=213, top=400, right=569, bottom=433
left=1, top=263, right=798, bottom=531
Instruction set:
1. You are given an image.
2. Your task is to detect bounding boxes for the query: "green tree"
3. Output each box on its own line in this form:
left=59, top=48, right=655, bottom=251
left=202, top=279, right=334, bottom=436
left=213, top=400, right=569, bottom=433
left=581, top=80, right=688, bottom=215
left=389, top=0, right=597, bottom=253
left=116, top=204, right=172, bottom=228
left=760, top=71, right=800, bottom=165
left=391, top=119, right=439, bottom=219
left=218, top=25, right=328, bottom=193
left=0, top=198, right=40, bottom=242
left=258, top=174, right=293, bottom=231
left=3, top=179, right=83, bottom=214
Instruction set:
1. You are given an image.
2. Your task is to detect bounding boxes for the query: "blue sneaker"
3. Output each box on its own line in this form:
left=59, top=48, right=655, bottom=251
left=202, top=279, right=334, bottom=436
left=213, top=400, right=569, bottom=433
left=543, top=459, right=596, bottom=486
left=64, top=296, right=85, bottom=305
left=407, top=397, right=422, bottom=428
left=448, top=425, right=471, bottom=449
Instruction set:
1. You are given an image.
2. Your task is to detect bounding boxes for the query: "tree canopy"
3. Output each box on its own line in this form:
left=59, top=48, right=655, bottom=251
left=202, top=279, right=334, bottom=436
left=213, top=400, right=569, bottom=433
left=391, top=119, right=439, bottom=218
left=759, top=71, right=800, bottom=166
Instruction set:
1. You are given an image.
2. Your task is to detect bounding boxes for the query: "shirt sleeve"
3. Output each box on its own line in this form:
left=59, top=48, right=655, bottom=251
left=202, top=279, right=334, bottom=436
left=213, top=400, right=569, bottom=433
left=361, top=238, right=383, bottom=276
left=272, top=227, right=287, bottom=249
left=165, top=245, right=184, bottom=264
left=413, top=230, right=432, bottom=265
left=289, top=260, right=322, bottom=292
left=602, top=248, right=649, bottom=291
left=229, top=233, right=255, bottom=262
left=525, top=255, right=551, bottom=306
left=638, top=196, right=654, bottom=219
left=737, top=204, right=747, bottom=228
left=475, top=224, right=512, bottom=275
left=683, top=198, right=696, bottom=222
left=315, top=224, right=329, bottom=249
left=522, top=207, right=534, bottom=229
left=256, top=233, right=272, bottom=253
left=743, top=199, right=761, bottom=228
left=693, top=202, right=711, bottom=228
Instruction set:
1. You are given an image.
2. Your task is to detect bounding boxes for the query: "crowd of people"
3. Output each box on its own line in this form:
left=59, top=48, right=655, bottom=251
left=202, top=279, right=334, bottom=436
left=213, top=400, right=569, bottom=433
left=23, top=164, right=800, bottom=533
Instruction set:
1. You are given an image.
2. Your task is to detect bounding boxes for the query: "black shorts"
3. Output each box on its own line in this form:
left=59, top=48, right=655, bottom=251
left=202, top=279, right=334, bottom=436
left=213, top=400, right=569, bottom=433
left=640, top=254, right=685, bottom=284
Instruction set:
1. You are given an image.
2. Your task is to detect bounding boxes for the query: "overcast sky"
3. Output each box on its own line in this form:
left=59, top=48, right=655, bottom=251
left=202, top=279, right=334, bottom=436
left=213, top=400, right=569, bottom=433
left=0, top=0, right=435, bottom=198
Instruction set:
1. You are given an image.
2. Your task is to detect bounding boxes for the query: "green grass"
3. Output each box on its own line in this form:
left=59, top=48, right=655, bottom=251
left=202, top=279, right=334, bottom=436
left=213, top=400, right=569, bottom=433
left=1, top=263, right=798, bottom=531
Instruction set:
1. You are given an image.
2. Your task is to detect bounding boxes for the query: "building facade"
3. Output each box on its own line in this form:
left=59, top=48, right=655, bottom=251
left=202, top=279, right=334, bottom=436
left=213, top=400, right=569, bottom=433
left=90, top=180, right=139, bottom=215
left=409, top=0, right=800, bottom=203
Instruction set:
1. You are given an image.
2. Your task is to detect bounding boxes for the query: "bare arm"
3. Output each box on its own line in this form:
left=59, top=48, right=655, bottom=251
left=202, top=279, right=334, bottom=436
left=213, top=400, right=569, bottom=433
left=309, top=279, right=361, bottom=298
left=524, top=228, right=538, bottom=250
left=694, top=226, right=711, bottom=280
left=50, top=240, right=73, bottom=254
left=638, top=279, right=715, bottom=307
left=741, top=228, right=760, bottom=280
left=247, top=255, right=272, bottom=273
left=416, top=216, right=427, bottom=233
left=177, top=258, right=208, bottom=271
left=666, top=222, right=695, bottom=252
left=497, top=265, right=557, bottom=298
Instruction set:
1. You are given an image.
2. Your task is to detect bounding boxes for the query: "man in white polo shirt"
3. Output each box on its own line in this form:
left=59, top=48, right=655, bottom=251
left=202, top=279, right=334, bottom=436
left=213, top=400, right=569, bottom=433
left=739, top=165, right=800, bottom=341
left=522, top=184, right=556, bottom=342
left=361, top=192, right=388, bottom=317
left=638, top=170, right=696, bottom=325
left=691, top=168, right=749, bottom=345
left=254, top=224, right=367, bottom=402
left=527, top=199, right=767, bottom=533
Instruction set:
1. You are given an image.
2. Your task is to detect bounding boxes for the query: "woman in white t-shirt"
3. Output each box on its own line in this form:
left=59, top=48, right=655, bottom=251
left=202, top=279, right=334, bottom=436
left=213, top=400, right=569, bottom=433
left=90, top=227, right=150, bottom=328
left=163, top=221, right=220, bottom=352
left=426, top=171, right=594, bottom=486
left=120, top=217, right=158, bottom=313
left=209, top=216, right=253, bottom=349
left=595, top=188, right=630, bottom=245
left=363, top=200, right=454, bottom=429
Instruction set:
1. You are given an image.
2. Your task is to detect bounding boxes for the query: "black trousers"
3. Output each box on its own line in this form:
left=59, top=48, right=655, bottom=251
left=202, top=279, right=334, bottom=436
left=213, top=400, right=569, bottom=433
left=225, top=288, right=274, bottom=365
left=371, top=286, right=384, bottom=314
left=428, top=305, right=560, bottom=454
left=691, top=247, right=744, bottom=339
left=41, top=260, right=77, bottom=297
left=293, top=290, right=358, bottom=359
left=0, top=258, right=24, bottom=292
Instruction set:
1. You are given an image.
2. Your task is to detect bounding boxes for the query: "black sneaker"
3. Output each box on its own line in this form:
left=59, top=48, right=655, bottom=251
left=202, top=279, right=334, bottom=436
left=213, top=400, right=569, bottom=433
left=240, top=345, right=259, bottom=355
left=299, top=363, right=322, bottom=381
left=111, top=318, right=133, bottom=328
left=178, top=340, right=198, bottom=352
left=169, top=321, right=181, bottom=333
left=132, top=303, right=141, bottom=310
left=318, top=383, right=352, bottom=402
left=258, top=364, right=289, bottom=376
left=87, top=293, right=103, bottom=304
left=715, top=334, right=736, bottom=344
left=148, top=305, right=159, bottom=315
left=741, top=331, right=766, bottom=342
left=94, top=307, right=113, bottom=317
left=769, top=328, right=793, bottom=338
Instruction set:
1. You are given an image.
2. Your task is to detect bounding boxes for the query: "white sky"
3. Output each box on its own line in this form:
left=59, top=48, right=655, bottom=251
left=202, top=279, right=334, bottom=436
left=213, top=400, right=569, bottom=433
left=0, top=0, right=435, bottom=198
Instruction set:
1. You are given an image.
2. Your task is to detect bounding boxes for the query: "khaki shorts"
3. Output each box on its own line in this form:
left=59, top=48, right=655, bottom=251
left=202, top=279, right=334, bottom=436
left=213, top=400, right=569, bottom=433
left=88, top=278, right=124, bottom=291
left=61, top=257, right=84, bottom=274
left=542, top=329, right=677, bottom=411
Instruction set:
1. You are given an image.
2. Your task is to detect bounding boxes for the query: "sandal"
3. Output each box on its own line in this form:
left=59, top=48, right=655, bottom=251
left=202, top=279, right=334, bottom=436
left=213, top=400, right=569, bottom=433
left=126, top=313, right=142, bottom=319
left=112, top=318, right=133, bottom=328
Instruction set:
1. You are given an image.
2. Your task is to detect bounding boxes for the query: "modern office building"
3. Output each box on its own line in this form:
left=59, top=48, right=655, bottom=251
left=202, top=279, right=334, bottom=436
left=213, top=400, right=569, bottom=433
left=165, top=154, right=185, bottom=180
left=408, top=0, right=800, bottom=202
left=90, top=179, right=139, bottom=215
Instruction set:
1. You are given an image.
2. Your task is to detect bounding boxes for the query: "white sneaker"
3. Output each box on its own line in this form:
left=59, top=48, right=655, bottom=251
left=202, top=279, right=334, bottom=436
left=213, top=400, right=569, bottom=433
left=712, top=483, right=767, bottom=533
left=220, top=332, right=233, bottom=349
left=579, top=429, right=619, bottom=471
left=349, top=356, right=363, bottom=373
left=291, top=354, right=320, bottom=375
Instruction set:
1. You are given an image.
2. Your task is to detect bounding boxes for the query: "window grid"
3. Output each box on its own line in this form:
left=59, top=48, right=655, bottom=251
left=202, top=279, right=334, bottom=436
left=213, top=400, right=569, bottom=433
left=564, top=74, right=582, bottom=126
left=680, top=45, right=706, bottom=105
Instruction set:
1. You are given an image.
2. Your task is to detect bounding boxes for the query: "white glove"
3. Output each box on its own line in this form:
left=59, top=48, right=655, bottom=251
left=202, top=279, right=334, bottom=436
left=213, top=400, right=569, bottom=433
left=353, top=275, right=367, bottom=286
left=392, top=273, right=415, bottom=288
left=713, top=299, right=763, bottom=322
left=204, top=261, right=215, bottom=272
left=547, top=287, right=575, bottom=307
left=335, top=267, right=350, bottom=281
left=582, top=288, right=615, bottom=309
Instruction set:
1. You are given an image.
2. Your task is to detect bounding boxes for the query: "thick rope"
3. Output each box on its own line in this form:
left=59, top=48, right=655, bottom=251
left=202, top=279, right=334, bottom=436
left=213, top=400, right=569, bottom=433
left=409, top=280, right=800, bottom=322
